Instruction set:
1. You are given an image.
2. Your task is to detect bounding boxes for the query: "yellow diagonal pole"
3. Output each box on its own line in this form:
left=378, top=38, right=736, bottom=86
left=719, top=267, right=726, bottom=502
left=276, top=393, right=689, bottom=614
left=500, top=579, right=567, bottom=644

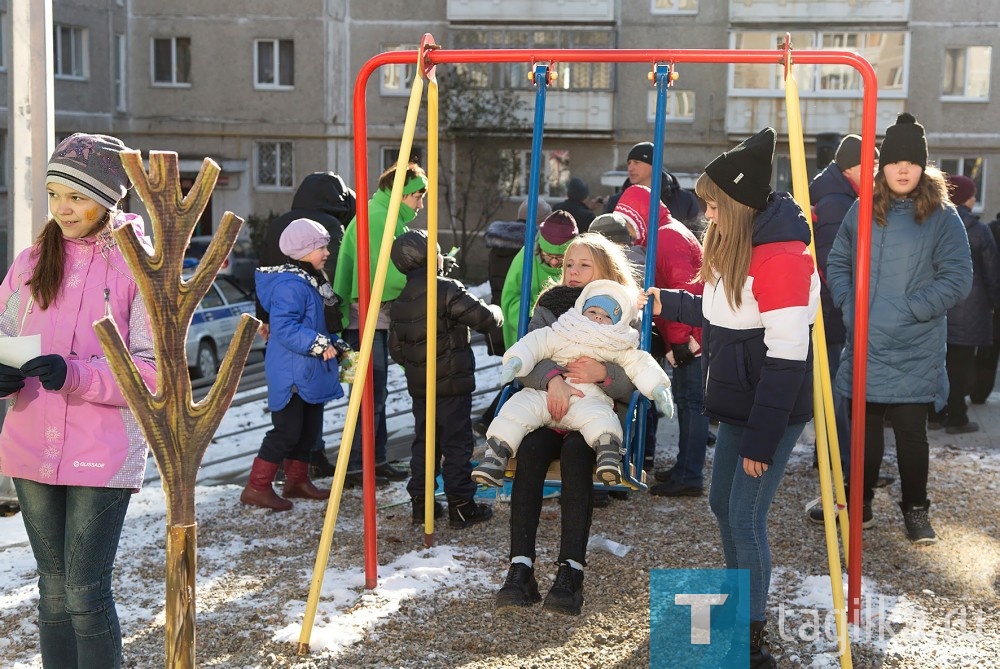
left=785, top=58, right=853, bottom=668
left=423, top=44, right=440, bottom=545
left=297, top=70, right=426, bottom=656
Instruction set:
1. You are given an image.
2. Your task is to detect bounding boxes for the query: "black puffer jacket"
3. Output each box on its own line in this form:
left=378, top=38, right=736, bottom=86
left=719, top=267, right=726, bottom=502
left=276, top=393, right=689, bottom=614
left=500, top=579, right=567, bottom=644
left=388, top=230, right=503, bottom=397
left=946, top=206, right=1000, bottom=347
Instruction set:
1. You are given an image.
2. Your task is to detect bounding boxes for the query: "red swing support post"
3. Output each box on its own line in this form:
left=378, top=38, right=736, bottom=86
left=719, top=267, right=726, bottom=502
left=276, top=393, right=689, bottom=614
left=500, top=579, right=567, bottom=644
left=351, top=40, right=878, bottom=625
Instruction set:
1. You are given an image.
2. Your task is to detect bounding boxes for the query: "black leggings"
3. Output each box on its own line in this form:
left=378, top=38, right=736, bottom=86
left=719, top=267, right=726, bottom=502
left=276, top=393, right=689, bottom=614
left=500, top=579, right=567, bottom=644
left=509, top=428, right=596, bottom=566
left=860, top=402, right=929, bottom=506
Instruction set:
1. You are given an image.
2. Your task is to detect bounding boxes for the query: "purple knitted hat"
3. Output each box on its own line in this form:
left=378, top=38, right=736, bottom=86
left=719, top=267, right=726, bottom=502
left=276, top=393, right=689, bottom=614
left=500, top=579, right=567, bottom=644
left=46, top=133, right=131, bottom=208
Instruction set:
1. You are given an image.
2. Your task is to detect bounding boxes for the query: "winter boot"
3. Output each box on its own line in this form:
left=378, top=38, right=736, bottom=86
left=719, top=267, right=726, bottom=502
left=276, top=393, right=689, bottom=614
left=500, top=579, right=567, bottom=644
left=543, top=562, right=584, bottom=616
left=411, top=497, right=445, bottom=525
left=495, top=562, right=542, bottom=610
left=447, top=497, right=493, bottom=529
left=900, top=500, right=938, bottom=544
left=240, top=458, right=293, bottom=511
left=308, top=449, right=336, bottom=479
left=594, top=433, right=623, bottom=485
left=282, top=459, right=331, bottom=500
left=750, top=620, right=778, bottom=668
left=472, top=437, right=512, bottom=487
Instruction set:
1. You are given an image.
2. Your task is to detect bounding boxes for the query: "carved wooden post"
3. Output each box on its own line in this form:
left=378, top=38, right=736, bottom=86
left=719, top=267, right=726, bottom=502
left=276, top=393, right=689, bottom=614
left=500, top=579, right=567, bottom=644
left=93, top=151, right=260, bottom=668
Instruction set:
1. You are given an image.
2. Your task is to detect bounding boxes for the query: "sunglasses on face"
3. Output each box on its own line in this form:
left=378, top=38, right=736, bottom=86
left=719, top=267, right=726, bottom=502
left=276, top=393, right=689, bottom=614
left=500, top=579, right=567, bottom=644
left=537, top=247, right=564, bottom=267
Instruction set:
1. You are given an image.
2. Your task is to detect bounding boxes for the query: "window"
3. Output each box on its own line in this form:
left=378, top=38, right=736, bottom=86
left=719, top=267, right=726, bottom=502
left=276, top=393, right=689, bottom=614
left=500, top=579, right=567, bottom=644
left=114, top=34, right=126, bottom=111
left=651, top=0, right=698, bottom=14
left=938, top=157, right=986, bottom=213
left=943, top=47, right=991, bottom=100
left=54, top=24, right=87, bottom=79
left=451, top=30, right=613, bottom=92
left=380, top=44, right=418, bottom=96
left=255, top=141, right=294, bottom=189
left=646, top=90, right=696, bottom=123
left=152, top=37, right=191, bottom=86
left=499, top=149, right=570, bottom=198
left=380, top=147, right=424, bottom=173
left=732, top=31, right=907, bottom=97
left=255, top=39, right=294, bottom=89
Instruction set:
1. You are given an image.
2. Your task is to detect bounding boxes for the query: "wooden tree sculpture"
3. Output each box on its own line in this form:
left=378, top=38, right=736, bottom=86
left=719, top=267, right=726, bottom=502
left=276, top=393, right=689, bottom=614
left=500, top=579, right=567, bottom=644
left=93, top=151, right=260, bottom=669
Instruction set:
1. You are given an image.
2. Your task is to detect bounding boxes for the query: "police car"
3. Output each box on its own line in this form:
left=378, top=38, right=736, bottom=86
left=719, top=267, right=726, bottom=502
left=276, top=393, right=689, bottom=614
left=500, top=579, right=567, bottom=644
left=187, top=275, right=265, bottom=379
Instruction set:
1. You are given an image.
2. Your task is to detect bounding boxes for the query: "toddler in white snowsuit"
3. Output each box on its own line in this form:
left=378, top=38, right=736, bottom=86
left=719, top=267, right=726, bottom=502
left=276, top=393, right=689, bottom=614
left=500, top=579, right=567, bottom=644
left=473, top=280, right=673, bottom=486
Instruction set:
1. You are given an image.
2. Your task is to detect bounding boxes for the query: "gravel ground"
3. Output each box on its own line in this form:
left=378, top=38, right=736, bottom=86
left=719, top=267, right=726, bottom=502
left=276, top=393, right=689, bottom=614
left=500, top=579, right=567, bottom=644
left=1, top=421, right=997, bottom=668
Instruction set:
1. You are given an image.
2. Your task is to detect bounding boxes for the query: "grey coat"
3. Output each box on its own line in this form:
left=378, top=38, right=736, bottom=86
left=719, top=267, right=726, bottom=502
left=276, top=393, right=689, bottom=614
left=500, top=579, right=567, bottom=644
left=828, top=198, right=972, bottom=406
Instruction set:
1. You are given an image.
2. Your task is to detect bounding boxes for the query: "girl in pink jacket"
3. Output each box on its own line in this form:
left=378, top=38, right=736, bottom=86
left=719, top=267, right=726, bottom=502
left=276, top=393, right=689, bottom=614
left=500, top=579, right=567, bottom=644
left=0, top=133, right=156, bottom=668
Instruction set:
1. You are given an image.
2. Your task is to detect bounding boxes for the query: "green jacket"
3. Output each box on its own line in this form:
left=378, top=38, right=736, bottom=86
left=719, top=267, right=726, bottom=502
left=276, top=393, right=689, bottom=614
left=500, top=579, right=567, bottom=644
left=332, top=188, right=418, bottom=329
left=500, top=247, right=563, bottom=348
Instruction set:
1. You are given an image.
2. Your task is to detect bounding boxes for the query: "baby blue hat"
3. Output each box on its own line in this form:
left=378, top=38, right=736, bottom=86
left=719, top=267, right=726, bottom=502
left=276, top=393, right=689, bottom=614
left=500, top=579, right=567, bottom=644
left=582, top=295, right=623, bottom=324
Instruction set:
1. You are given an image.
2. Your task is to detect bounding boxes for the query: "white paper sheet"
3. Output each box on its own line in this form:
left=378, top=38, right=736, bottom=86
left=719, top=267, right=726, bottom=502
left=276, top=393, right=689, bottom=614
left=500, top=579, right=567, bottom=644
left=0, top=334, right=41, bottom=368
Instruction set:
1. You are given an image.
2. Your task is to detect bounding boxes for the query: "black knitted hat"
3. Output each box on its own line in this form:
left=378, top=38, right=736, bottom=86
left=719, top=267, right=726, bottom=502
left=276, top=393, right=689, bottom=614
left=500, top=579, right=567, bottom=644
left=878, top=113, right=927, bottom=169
left=704, top=128, right=776, bottom=210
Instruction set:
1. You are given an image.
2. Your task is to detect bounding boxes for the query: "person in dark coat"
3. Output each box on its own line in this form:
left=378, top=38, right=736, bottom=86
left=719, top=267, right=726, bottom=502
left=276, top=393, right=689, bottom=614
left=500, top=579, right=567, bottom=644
left=388, top=229, right=504, bottom=529
left=603, top=142, right=702, bottom=228
left=553, top=177, right=596, bottom=232
left=972, top=210, right=1000, bottom=402
left=256, top=171, right=356, bottom=478
left=937, top=175, right=1000, bottom=432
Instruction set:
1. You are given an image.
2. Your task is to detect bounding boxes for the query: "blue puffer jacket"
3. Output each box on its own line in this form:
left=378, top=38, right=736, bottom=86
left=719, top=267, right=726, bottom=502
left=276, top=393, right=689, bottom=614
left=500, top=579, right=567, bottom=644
left=827, top=198, right=972, bottom=405
left=256, top=266, right=345, bottom=411
left=809, top=163, right=858, bottom=346
left=946, top=206, right=1000, bottom=347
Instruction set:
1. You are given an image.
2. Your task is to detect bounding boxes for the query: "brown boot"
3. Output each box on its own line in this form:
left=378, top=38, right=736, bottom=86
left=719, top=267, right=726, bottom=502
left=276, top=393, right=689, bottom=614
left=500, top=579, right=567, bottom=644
left=240, top=458, right=293, bottom=511
left=282, top=459, right=331, bottom=500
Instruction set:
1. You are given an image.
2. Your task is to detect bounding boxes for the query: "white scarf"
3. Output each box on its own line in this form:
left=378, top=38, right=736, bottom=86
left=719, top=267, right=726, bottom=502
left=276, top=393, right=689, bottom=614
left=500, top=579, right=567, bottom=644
left=550, top=307, right=640, bottom=352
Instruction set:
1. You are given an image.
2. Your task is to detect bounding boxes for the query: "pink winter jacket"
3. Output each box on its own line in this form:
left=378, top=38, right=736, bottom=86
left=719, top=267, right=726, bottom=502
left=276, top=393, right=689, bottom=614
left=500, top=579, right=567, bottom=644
left=0, top=213, right=157, bottom=489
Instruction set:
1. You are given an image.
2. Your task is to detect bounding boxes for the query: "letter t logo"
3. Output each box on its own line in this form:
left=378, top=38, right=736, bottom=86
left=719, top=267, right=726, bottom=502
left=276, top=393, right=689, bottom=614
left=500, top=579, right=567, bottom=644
left=674, top=593, right=729, bottom=644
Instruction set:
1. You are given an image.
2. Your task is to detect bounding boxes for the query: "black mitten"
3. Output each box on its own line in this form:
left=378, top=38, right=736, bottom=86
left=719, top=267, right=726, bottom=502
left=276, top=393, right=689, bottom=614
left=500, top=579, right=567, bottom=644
left=21, top=354, right=69, bottom=391
left=441, top=254, right=459, bottom=277
left=0, top=362, right=25, bottom=395
left=670, top=343, right=696, bottom=369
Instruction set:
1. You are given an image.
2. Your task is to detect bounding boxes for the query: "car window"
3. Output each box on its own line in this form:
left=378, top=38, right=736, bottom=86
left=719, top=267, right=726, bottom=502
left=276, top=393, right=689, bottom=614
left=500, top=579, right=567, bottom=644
left=200, top=284, right=225, bottom=309
left=216, top=278, right=251, bottom=304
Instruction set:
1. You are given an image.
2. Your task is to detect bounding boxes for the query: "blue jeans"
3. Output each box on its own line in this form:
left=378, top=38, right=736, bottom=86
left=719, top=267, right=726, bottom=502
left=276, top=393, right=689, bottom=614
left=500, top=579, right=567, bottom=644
left=345, top=328, right=389, bottom=473
left=672, top=360, right=709, bottom=487
left=13, top=479, right=132, bottom=669
left=708, top=421, right=803, bottom=622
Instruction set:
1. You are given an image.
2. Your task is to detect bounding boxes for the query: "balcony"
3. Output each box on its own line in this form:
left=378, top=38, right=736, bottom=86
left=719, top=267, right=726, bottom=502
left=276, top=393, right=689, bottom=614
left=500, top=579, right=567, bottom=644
left=726, top=96, right=904, bottom=136
left=447, top=0, right=614, bottom=23
left=512, top=90, right=614, bottom=133
left=729, top=0, right=910, bottom=23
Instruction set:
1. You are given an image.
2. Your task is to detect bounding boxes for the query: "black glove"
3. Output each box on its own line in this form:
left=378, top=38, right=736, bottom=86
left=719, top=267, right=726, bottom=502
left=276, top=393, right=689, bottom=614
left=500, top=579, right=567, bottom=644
left=670, top=343, right=696, bottom=369
left=441, top=254, right=459, bottom=277
left=0, top=362, right=25, bottom=395
left=21, top=354, right=69, bottom=391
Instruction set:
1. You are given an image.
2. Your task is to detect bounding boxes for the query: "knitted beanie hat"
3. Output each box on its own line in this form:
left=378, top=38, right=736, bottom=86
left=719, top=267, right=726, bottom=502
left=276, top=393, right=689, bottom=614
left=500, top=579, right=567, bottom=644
left=576, top=279, right=637, bottom=326
left=704, top=127, right=776, bottom=210
left=589, top=212, right=634, bottom=245
left=878, top=113, right=927, bottom=169
left=614, top=184, right=668, bottom=247
left=627, top=142, right=655, bottom=166
left=947, top=174, right=976, bottom=206
left=582, top=295, right=624, bottom=324
left=518, top=196, right=553, bottom=222
left=537, top=210, right=579, bottom=254
left=46, top=133, right=131, bottom=209
left=279, top=218, right=331, bottom=260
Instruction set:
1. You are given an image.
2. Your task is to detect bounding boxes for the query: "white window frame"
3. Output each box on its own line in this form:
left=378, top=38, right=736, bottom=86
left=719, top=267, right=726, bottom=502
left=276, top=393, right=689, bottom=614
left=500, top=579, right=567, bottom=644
left=254, top=141, right=295, bottom=190
left=500, top=148, right=571, bottom=199
left=254, top=39, right=294, bottom=90
left=114, top=34, right=127, bottom=112
left=646, top=89, right=696, bottom=124
left=937, top=156, right=987, bottom=214
left=151, top=37, right=191, bottom=87
left=941, top=46, right=991, bottom=102
left=650, top=0, right=698, bottom=15
left=380, top=44, right=418, bottom=97
left=54, top=24, right=88, bottom=80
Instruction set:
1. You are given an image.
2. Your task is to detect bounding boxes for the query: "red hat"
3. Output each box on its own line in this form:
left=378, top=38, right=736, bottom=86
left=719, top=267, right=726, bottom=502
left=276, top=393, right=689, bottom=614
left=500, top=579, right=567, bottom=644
left=613, top=184, right=668, bottom=247
left=537, top=210, right=578, bottom=254
left=947, top=174, right=976, bottom=207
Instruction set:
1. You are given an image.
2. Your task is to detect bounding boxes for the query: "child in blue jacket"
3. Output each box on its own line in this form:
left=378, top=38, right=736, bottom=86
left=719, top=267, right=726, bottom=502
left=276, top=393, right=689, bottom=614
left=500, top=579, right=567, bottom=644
left=242, top=218, right=347, bottom=511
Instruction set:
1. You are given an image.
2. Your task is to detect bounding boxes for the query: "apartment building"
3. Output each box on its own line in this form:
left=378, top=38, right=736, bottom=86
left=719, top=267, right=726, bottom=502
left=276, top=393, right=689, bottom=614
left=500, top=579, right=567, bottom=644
left=1, top=0, right=997, bottom=278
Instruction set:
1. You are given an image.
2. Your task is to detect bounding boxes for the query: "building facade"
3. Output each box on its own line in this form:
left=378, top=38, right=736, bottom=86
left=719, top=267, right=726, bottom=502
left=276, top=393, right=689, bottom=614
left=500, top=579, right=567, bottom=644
left=2, top=0, right=997, bottom=279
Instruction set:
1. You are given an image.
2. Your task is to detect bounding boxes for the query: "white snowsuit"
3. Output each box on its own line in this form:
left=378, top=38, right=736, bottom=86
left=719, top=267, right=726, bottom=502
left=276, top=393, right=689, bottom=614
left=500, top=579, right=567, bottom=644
left=487, top=284, right=670, bottom=453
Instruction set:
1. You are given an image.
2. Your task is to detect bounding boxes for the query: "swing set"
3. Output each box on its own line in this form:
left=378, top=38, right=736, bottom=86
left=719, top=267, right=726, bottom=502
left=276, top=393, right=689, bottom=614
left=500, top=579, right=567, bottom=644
left=297, top=35, right=882, bottom=667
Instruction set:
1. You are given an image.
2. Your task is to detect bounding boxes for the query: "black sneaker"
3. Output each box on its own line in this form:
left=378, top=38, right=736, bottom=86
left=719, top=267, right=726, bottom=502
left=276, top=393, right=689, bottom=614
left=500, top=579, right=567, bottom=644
left=945, top=422, right=979, bottom=435
left=806, top=497, right=874, bottom=528
left=410, top=497, right=445, bottom=524
left=448, top=498, right=493, bottom=529
left=592, top=490, right=611, bottom=508
left=495, top=563, right=542, bottom=609
left=344, top=472, right=389, bottom=489
left=900, top=501, right=938, bottom=545
left=375, top=462, right=409, bottom=481
left=308, top=450, right=336, bottom=479
left=652, top=466, right=676, bottom=483
left=543, top=562, right=584, bottom=616
left=648, top=480, right=703, bottom=497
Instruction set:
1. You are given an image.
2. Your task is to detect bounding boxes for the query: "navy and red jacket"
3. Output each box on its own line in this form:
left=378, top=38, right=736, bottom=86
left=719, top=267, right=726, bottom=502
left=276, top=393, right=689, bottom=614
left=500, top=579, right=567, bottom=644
left=656, top=192, right=820, bottom=464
